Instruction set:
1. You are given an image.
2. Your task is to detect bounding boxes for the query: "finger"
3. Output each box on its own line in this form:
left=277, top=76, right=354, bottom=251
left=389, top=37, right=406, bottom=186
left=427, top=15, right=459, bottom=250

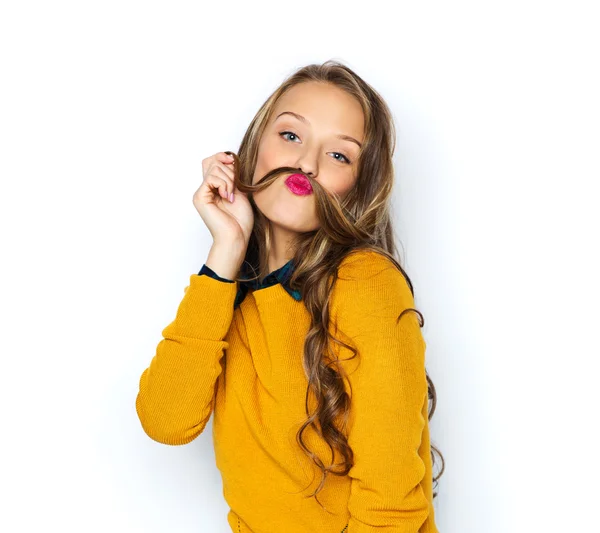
left=203, top=152, right=234, bottom=174
left=203, top=174, right=231, bottom=202
left=205, top=160, right=234, bottom=186
left=207, top=156, right=235, bottom=174
left=213, top=162, right=235, bottom=183
left=212, top=165, right=236, bottom=193
left=218, top=151, right=235, bottom=164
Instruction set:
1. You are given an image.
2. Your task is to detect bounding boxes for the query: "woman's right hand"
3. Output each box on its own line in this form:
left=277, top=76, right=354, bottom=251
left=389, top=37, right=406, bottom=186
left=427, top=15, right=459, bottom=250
left=193, top=151, right=254, bottom=247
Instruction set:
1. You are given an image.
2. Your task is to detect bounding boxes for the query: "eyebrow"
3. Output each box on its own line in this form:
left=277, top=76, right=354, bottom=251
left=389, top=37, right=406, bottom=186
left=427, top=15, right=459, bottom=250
left=275, top=111, right=363, bottom=148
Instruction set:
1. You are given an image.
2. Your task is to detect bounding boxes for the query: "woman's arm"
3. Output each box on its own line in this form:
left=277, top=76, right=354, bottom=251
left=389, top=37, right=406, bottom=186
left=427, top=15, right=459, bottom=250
left=330, top=251, right=432, bottom=532
left=135, top=272, right=238, bottom=445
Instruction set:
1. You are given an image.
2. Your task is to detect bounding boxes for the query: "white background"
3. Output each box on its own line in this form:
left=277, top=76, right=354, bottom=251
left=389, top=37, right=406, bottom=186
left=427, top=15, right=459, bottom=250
left=1, top=1, right=598, bottom=532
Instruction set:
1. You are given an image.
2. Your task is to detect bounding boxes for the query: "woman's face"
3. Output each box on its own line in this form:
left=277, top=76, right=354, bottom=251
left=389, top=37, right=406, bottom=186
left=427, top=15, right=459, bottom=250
left=252, top=81, right=365, bottom=233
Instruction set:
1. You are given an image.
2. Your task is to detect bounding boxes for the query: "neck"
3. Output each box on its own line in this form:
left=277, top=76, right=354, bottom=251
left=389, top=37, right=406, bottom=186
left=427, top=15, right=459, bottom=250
left=266, top=224, right=297, bottom=274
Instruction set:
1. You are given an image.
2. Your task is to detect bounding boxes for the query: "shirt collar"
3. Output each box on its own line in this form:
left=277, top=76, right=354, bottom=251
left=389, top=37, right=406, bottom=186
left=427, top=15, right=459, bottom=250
left=234, top=258, right=302, bottom=309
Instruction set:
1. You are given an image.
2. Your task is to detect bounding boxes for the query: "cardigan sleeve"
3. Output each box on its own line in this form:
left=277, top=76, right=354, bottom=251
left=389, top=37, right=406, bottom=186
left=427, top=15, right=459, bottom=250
left=330, top=251, right=432, bottom=532
left=135, top=273, right=237, bottom=445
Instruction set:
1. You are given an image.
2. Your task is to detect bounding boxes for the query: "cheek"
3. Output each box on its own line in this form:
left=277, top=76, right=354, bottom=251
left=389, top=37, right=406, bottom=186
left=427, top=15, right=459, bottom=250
left=252, top=139, right=279, bottom=185
left=324, top=175, right=356, bottom=199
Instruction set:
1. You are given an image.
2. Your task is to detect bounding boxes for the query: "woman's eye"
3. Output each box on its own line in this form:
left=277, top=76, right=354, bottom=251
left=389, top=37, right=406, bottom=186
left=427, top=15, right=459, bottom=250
left=279, top=131, right=300, bottom=142
left=331, top=152, right=351, bottom=164
left=278, top=131, right=351, bottom=164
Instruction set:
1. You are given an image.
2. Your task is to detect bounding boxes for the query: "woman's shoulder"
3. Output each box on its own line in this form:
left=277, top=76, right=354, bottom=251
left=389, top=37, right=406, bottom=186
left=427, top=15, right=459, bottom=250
left=330, top=250, right=422, bottom=344
left=333, top=249, right=414, bottom=306
left=337, top=248, right=394, bottom=273
left=337, top=249, right=406, bottom=284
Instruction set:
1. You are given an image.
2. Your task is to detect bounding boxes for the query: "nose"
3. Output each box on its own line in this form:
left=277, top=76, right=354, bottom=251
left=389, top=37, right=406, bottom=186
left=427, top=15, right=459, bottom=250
left=299, top=168, right=314, bottom=179
left=294, top=149, right=318, bottom=178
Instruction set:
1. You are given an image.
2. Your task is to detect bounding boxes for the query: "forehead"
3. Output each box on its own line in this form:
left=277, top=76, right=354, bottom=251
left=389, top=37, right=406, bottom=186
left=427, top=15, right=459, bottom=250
left=272, top=82, right=364, bottom=138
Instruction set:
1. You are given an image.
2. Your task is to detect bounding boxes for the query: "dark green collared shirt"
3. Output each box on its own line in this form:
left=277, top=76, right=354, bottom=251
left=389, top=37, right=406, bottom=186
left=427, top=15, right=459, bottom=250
left=198, top=259, right=302, bottom=309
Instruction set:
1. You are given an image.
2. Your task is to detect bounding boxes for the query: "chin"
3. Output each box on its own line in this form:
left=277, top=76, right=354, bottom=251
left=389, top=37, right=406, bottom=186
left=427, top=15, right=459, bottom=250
left=265, top=204, right=318, bottom=233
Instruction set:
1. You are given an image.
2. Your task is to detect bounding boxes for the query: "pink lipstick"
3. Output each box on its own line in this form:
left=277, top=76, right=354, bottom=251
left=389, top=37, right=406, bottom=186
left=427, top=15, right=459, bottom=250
left=285, top=173, right=313, bottom=196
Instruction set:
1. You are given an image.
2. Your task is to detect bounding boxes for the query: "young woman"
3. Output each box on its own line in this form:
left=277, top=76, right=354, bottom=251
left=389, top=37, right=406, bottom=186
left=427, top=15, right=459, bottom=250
left=136, top=60, right=443, bottom=533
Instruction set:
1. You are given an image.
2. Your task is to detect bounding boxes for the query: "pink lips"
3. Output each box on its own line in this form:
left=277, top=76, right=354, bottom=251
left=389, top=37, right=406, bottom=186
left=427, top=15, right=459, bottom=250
left=285, top=173, right=313, bottom=196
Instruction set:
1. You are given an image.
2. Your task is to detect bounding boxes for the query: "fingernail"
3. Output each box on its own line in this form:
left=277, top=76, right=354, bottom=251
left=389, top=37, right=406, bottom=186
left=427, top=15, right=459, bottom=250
left=229, top=192, right=234, bottom=202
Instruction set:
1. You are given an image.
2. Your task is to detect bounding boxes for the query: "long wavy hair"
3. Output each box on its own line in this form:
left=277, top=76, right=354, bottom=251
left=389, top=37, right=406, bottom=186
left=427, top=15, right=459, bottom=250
left=222, top=59, right=444, bottom=507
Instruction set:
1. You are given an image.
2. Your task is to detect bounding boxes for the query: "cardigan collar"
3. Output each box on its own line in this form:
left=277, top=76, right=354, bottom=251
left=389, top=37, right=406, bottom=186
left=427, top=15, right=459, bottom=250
left=234, top=258, right=302, bottom=309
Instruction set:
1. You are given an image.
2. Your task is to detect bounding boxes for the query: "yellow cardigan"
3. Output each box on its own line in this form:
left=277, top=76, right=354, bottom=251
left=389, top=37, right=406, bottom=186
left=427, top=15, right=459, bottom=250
left=136, top=250, right=439, bottom=532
